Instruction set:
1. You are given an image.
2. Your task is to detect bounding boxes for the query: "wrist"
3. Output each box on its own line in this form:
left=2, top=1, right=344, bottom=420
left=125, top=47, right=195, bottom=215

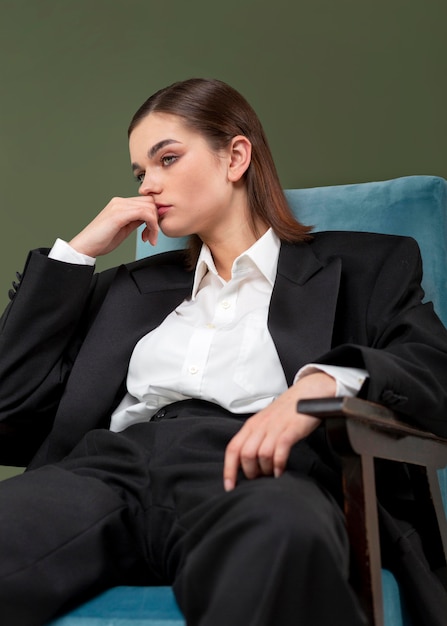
left=294, top=371, right=336, bottom=400
left=49, top=238, right=96, bottom=266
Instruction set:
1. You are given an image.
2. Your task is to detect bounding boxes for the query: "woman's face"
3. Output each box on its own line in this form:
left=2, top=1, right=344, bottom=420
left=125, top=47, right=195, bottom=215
left=129, top=112, right=248, bottom=242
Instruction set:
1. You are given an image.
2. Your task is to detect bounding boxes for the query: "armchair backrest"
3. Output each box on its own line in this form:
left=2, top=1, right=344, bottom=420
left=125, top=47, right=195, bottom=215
left=136, top=175, right=447, bottom=326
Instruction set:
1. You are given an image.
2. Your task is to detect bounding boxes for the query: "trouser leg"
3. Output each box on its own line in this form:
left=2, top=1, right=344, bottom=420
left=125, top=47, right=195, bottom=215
left=0, top=430, right=152, bottom=626
left=174, top=473, right=367, bottom=626
left=0, top=405, right=235, bottom=626
left=118, top=405, right=365, bottom=625
left=0, top=401, right=367, bottom=626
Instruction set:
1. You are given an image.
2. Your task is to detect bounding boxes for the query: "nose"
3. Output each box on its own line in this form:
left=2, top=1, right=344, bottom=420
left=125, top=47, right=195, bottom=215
left=138, top=170, right=162, bottom=196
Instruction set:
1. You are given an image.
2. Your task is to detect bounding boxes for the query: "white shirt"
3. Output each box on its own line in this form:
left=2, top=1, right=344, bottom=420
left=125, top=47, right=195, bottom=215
left=49, top=232, right=368, bottom=433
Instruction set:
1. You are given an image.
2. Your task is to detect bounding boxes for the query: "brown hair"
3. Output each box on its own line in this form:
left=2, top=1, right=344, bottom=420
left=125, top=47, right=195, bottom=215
left=129, top=78, right=312, bottom=262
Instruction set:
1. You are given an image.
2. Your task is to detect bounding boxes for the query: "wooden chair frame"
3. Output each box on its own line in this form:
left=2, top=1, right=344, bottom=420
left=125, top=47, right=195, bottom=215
left=297, top=396, right=447, bottom=626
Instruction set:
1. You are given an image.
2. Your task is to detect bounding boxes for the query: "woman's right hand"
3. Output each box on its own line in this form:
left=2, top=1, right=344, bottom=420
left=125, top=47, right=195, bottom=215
left=69, top=195, right=160, bottom=258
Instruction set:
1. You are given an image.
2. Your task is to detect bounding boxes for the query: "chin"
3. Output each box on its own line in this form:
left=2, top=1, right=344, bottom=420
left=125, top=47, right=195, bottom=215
left=160, top=223, right=192, bottom=239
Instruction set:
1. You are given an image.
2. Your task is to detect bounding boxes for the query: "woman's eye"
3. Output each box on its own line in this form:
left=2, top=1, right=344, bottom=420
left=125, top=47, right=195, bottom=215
left=161, top=155, right=178, bottom=167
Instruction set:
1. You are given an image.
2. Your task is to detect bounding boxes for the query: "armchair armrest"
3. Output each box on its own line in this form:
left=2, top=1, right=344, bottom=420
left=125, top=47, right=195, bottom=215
left=297, top=396, right=447, bottom=626
left=298, top=396, right=447, bottom=465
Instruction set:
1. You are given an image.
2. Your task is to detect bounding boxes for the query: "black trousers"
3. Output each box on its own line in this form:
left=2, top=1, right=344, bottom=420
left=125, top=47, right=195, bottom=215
left=0, top=400, right=366, bottom=626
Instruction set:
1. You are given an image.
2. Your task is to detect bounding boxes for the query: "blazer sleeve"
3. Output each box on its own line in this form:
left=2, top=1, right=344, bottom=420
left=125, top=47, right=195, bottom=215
left=0, top=249, right=99, bottom=462
left=315, top=237, right=447, bottom=437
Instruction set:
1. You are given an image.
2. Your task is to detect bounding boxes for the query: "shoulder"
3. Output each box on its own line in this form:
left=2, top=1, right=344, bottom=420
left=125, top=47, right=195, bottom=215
left=307, top=230, right=421, bottom=264
left=302, top=232, right=424, bottom=291
left=309, top=229, right=418, bottom=250
left=279, top=231, right=422, bottom=287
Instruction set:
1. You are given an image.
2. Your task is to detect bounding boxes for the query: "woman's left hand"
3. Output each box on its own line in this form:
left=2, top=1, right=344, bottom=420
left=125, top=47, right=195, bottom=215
left=223, top=372, right=336, bottom=491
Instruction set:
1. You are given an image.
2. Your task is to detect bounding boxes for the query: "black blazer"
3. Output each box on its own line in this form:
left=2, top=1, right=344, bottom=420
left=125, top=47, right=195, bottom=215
left=1, top=231, right=447, bottom=623
left=1, top=231, right=447, bottom=466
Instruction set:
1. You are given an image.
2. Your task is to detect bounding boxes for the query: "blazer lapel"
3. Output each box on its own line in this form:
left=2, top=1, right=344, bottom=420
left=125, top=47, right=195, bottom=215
left=46, top=260, right=193, bottom=461
left=268, top=242, right=342, bottom=386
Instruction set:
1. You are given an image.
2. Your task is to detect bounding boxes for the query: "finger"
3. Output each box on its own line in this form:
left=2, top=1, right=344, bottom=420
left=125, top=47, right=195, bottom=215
left=111, top=196, right=158, bottom=226
left=272, top=431, right=295, bottom=478
left=257, top=455, right=274, bottom=476
left=223, top=424, right=260, bottom=490
left=240, top=452, right=262, bottom=481
left=110, top=199, right=158, bottom=248
left=223, top=440, right=241, bottom=492
left=71, top=197, right=159, bottom=257
left=257, top=439, right=275, bottom=476
left=235, top=428, right=266, bottom=481
left=141, top=222, right=159, bottom=246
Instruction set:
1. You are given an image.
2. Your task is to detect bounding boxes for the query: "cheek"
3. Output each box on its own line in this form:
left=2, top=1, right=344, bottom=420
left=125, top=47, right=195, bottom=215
left=180, top=171, right=216, bottom=197
left=173, top=157, right=228, bottom=203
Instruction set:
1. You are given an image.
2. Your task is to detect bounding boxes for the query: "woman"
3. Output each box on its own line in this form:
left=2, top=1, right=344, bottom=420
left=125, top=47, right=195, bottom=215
left=0, top=78, right=446, bottom=626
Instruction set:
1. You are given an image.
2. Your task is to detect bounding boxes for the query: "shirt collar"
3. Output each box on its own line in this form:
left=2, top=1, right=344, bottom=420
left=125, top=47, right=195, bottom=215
left=191, top=228, right=280, bottom=299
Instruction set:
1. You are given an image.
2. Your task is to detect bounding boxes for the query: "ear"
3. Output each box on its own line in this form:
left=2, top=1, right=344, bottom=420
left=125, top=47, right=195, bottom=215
left=227, top=135, right=252, bottom=182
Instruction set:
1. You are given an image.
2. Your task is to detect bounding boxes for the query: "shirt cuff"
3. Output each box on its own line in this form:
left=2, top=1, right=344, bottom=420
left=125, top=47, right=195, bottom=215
left=48, top=238, right=96, bottom=266
left=295, top=364, right=369, bottom=397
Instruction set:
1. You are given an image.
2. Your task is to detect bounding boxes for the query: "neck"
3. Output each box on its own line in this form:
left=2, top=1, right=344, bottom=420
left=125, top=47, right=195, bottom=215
left=205, top=220, right=268, bottom=281
left=197, top=185, right=268, bottom=280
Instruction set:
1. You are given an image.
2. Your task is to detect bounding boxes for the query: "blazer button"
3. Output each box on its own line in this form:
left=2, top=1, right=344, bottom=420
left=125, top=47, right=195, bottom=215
left=380, top=389, right=407, bottom=405
left=8, top=273, right=22, bottom=300
left=153, top=408, right=167, bottom=422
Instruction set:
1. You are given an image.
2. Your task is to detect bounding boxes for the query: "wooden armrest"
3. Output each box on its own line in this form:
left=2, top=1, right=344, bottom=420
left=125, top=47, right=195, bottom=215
left=297, top=396, right=447, bottom=468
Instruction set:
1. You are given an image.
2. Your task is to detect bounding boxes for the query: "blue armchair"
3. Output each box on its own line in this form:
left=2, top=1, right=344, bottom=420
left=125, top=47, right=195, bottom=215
left=49, top=175, right=447, bottom=626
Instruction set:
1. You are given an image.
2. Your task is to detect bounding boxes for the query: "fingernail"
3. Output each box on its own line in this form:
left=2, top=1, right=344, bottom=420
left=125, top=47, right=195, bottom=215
left=224, top=479, right=233, bottom=492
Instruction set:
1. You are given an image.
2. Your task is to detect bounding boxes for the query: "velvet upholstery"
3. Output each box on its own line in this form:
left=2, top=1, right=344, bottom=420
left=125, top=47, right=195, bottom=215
left=53, top=176, right=447, bottom=626
left=48, top=586, right=184, bottom=625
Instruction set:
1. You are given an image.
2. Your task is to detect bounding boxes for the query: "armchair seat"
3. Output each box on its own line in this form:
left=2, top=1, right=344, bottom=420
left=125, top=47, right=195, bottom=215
left=47, top=586, right=185, bottom=625
left=46, top=574, right=410, bottom=626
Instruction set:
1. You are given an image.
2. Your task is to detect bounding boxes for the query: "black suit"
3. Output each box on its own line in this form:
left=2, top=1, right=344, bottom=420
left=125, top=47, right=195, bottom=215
left=1, top=232, right=447, bottom=625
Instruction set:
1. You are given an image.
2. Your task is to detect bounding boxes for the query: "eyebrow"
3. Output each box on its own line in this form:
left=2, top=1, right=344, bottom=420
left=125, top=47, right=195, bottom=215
left=131, top=139, right=181, bottom=172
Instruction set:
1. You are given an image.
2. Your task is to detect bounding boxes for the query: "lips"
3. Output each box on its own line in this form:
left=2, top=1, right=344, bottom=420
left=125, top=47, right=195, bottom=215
left=156, top=205, right=171, bottom=218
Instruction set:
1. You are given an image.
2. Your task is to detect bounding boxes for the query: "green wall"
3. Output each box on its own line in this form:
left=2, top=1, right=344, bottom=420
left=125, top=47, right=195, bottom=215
left=0, top=0, right=446, bottom=476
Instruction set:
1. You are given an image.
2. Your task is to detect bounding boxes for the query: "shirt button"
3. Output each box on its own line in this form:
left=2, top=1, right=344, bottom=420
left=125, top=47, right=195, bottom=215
left=189, top=365, right=199, bottom=375
left=221, top=300, right=231, bottom=309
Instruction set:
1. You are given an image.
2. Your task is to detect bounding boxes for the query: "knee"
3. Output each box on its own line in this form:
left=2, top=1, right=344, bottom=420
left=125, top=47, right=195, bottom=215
left=228, top=473, right=348, bottom=560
